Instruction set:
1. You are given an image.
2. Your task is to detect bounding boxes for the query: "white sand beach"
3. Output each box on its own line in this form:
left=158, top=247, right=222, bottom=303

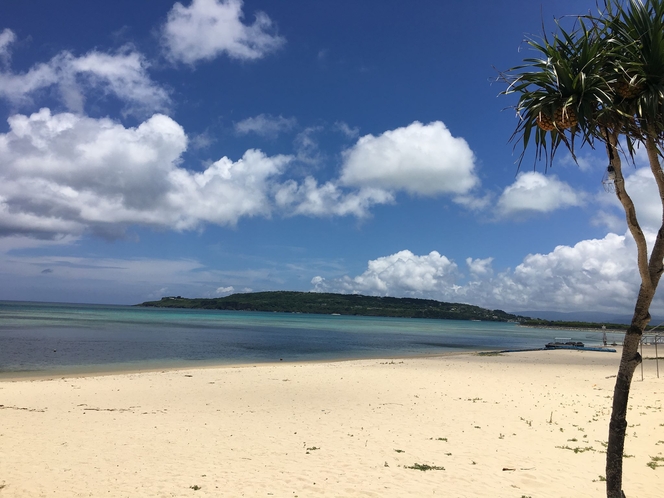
left=1, top=349, right=662, bottom=497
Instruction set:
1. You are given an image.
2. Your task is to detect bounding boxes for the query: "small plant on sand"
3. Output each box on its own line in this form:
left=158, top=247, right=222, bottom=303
left=394, top=449, right=405, bottom=453
left=647, top=456, right=664, bottom=469
left=190, top=485, right=201, bottom=491
left=406, top=463, right=445, bottom=471
left=556, top=445, right=595, bottom=454
left=593, top=475, right=607, bottom=482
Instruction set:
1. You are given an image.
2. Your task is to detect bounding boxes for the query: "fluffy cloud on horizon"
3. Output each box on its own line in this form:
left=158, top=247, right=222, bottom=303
left=311, top=232, right=648, bottom=314
left=0, top=229, right=649, bottom=312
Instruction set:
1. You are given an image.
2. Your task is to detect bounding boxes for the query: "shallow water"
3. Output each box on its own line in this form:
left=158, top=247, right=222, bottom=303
left=0, top=301, right=620, bottom=376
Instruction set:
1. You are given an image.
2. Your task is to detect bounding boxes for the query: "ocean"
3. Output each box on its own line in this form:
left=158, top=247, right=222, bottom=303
left=0, top=301, right=621, bottom=377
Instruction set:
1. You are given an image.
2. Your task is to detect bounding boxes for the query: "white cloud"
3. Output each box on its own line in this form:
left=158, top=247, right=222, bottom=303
left=0, top=109, right=295, bottom=238
left=216, top=285, right=234, bottom=294
left=0, top=234, right=80, bottom=253
left=591, top=210, right=625, bottom=233
left=497, top=171, right=585, bottom=218
left=293, top=126, right=323, bottom=165
left=590, top=165, right=662, bottom=233
left=275, top=177, right=393, bottom=218
left=477, top=232, right=641, bottom=313
left=189, top=131, right=215, bottom=149
left=235, top=114, right=296, bottom=138
left=466, top=257, right=493, bottom=277
left=312, top=232, right=650, bottom=314
left=1, top=109, right=405, bottom=240
left=0, top=28, right=16, bottom=66
left=558, top=152, right=605, bottom=173
left=166, top=148, right=291, bottom=229
left=313, top=250, right=460, bottom=297
left=623, top=167, right=662, bottom=232
left=454, top=193, right=493, bottom=211
left=335, top=121, right=359, bottom=139
left=340, top=121, right=479, bottom=196
left=0, top=46, right=169, bottom=116
left=161, top=0, right=285, bottom=64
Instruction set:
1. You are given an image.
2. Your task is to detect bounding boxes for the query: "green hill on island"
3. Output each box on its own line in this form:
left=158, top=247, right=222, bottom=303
left=139, top=291, right=523, bottom=322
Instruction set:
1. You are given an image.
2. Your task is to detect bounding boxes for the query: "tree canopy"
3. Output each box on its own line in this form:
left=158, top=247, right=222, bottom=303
left=501, top=1, right=664, bottom=496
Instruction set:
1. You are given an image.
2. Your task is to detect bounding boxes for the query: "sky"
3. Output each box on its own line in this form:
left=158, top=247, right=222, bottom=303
left=0, top=0, right=658, bottom=315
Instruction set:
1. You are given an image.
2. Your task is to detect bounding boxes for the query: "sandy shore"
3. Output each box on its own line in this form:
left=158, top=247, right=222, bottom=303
left=1, top=349, right=662, bottom=497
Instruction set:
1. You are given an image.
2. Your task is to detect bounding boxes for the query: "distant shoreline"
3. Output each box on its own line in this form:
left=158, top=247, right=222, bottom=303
left=519, top=324, right=625, bottom=333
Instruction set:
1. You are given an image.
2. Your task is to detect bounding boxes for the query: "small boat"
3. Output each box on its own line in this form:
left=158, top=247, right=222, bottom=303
left=545, top=340, right=585, bottom=349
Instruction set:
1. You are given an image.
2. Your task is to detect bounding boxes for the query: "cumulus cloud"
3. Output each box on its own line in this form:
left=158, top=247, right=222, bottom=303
left=216, top=285, right=234, bottom=294
left=0, top=108, right=295, bottom=238
left=497, top=171, right=585, bottom=218
left=466, top=257, right=493, bottom=278
left=275, top=178, right=393, bottom=218
left=0, top=45, right=169, bottom=115
left=623, top=167, right=663, bottom=231
left=313, top=250, right=460, bottom=298
left=340, top=121, right=479, bottom=197
left=311, top=232, right=648, bottom=314
left=235, top=114, right=296, bottom=138
left=167, top=148, right=291, bottom=229
left=0, top=109, right=409, bottom=240
left=161, top=0, right=285, bottom=64
left=480, top=233, right=640, bottom=313
left=589, top=165, right=663, bottom=233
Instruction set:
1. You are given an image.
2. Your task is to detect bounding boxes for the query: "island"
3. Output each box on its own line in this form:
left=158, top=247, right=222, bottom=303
left=139, top=291, right=525, bottom=322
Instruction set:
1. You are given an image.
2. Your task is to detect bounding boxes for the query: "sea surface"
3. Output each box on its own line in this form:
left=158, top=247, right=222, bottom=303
left=0, top=301, right=622, bottom=377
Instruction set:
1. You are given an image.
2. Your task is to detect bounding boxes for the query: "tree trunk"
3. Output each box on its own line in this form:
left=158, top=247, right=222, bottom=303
left=606, top=303, right=648, bottom=497
left=605, top=131, right=664, bottom=497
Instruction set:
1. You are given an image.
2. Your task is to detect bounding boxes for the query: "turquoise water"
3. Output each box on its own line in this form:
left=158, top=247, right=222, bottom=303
left=0, top=301, right=619, bottom=376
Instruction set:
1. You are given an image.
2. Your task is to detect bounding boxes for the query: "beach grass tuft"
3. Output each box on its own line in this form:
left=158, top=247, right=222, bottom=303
left=406, top=463, right=444, bottom=471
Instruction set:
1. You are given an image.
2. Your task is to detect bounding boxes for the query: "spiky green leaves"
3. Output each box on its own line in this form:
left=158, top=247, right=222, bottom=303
left=501, top=0, right=664, bottom=168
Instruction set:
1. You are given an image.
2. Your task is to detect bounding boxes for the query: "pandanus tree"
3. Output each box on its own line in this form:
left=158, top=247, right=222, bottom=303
left=501, top=1, right=664, bottom=496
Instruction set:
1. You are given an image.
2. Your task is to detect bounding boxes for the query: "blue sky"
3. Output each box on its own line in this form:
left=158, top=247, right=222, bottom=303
left=0, top=0, right=655, bottom=314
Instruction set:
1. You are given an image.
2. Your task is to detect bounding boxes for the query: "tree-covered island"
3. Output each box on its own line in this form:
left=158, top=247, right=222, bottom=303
left=139, top=291, right=523, bottom=322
